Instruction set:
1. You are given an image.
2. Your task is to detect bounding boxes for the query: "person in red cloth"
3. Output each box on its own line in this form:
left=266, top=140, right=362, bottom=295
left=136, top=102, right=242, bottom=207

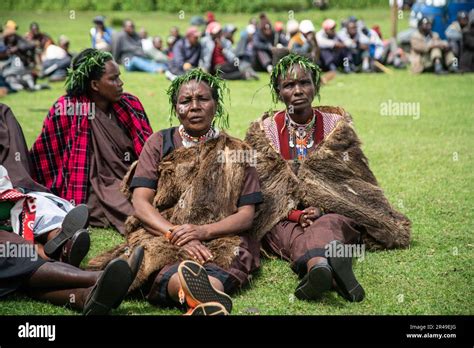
left=246, top=54, right=411, bottom=303
left=30, top=49, right=153, bottom=234
left=245, top=54, right=366, bottom=302
left=200, top=21, right=248, bottom=80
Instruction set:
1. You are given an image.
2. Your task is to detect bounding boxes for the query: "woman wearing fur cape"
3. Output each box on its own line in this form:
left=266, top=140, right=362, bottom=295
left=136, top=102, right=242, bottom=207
left=89, top=70, right=263, bottom=315
left=245, top=54, right=411, bottom=303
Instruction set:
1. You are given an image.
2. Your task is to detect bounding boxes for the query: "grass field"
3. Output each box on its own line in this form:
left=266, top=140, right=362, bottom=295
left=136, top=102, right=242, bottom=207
left=0, top=8, right=473, bottom=315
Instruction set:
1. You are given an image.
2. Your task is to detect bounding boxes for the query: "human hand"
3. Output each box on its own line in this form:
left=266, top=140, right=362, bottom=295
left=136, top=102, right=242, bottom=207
left=180, top=239, right=214, bottom=264
left=170, top=224, right=209, bottom=246
left=298, top=207, right=323, bottom=228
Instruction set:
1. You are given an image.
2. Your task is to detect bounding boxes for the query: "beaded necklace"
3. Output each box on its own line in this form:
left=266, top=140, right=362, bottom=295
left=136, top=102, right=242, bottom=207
left=286, top=110, right=316, bottom=162
left=178, top=124, right=219, bottom=148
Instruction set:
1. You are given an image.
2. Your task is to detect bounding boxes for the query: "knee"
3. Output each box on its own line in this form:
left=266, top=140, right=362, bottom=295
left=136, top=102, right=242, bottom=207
left=313, top=213, right=354, bottom=231
left=317, top=213, right=346, bottom=223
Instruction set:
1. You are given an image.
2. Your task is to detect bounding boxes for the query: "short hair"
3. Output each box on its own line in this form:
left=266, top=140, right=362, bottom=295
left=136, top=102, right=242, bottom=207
left=418, top=16, right=432, bottom=28
left=166, top=68, right=229, bottom=129
left=65, top=48, right=113, bottom=97
left=270, top=53, right=322, bottom=104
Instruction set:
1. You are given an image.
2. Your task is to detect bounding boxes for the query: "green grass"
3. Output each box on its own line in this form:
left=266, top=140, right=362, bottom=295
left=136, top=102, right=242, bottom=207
left=0, top=9, right=473, bottom=315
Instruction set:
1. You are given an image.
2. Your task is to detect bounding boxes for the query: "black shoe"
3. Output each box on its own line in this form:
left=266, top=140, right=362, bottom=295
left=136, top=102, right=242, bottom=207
left=327, top=240, right=365, bottom=302
left=112, top=246, right=144, bottom=309
left=83, top=258, right=133, bottom=315
left=187, top=302, right=229, bottom=316
left=60, top=229, right=90, bottom=267
left=128, top=246, right=144, bottom=280
left=178, top=260, right=233, bottom=313
left=44, top=204, right=89, bottom=256
left=294, top=262, right=333, bottom=301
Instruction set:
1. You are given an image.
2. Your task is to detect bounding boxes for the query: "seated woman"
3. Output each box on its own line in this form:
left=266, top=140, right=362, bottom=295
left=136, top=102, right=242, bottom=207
left=89, top=69, right=262, bottom=315
left=30, top=49, right=153, bottom=235
left=0, top=228, right=143, bottom=315
left=1, top=103, right=90, bottom=266
left=245, top=54, right=411, bottom=302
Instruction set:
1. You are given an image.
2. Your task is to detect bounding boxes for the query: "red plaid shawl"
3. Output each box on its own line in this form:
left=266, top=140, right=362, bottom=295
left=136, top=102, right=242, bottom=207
left=30, top=93, right=152, bottom=205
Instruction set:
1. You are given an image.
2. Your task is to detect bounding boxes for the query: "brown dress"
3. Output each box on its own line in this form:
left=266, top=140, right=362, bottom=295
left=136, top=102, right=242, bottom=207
left=261, top=111, right=365, bottom=277
left=130, top=128, right=263, bottom=306
left=86, top=108, right=136, bottom=235
left=0, top=104, right=49, bottom=193
left=0, top=230, right=46, bottom=297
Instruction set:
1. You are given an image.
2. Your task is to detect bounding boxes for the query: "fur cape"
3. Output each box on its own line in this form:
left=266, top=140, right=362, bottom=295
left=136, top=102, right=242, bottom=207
left=244, top=106, right=411, bottom=250
left=88, top=132, right=251, bottom=291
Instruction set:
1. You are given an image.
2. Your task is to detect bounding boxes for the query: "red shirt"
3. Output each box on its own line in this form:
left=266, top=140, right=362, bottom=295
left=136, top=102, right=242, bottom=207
left=274, top=110, right=324, bottom=161
left=212, top=41, right=227, bottom=67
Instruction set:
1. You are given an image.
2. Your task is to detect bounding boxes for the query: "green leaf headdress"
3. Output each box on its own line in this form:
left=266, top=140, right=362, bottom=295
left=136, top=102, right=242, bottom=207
left=269, top=53, right=322, bottom=105
left=166, top=68, right=230, bottom=129
left=65, top=49, right=113, bottom=96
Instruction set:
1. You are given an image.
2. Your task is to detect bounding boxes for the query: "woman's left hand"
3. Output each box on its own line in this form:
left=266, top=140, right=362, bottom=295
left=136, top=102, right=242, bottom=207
left=299, top=207, right=323, bottom=228
left=169, top=224, right=209, bottom=246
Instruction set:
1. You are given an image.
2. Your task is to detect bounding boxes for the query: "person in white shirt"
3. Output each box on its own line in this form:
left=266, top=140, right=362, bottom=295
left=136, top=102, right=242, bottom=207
left=142, top=35, right=169, bottom=69
left=316, top=19, right=352, bottom=72
left=40, top=37, right=71, bottom=81
left=338, top=19, right=371, bottom=72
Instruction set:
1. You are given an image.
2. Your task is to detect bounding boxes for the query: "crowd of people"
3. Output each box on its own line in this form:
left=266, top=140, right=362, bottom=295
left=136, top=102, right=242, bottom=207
left=2, top=9, right=473, bottom=96
left=1, top=46, right=412, bottom=315
left=0, top=8, right=471, bottom=315
left=0, top=20, right=72, bottom=94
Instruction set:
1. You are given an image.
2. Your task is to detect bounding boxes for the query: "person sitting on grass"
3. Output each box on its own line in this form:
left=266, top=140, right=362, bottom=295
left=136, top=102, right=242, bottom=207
left=1, top=104, right=90, bottom=267
left=90, top=15, right=113, bottom=52
left=167, top=26, right=202, bottom=80
left=89, top=69, right=263, bottom=316
left=316, top=19, right=353, bottom=73
left=338, top=19, right=371, bottom=72
left=252, top=13, right=288, bottom=73
left=30, top=48, right=153, bottom=235
left=245, top=54, right=411, bottom=303
left=112, top=19, right=166, bottom=73
left=410, top=17, right=457, bottom=74
left=200, top=21, right=249, bottom=80
left=445, top=11, right=469, bottom=59
left=39, top=36, right=71, bottom=82
left=0, top=228, right=144, bottom=316
left=142, top=35, right=169, bottom=69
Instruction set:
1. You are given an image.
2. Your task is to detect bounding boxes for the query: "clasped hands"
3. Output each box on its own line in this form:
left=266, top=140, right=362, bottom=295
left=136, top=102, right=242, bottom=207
left=166, top=224, right=213, bottom=264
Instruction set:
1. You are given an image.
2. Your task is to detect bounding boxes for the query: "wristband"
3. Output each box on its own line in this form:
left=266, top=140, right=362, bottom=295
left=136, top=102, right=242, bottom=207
left=165, top=226, right=174, bottom=241
left=288, top=209, right=304, bottom=223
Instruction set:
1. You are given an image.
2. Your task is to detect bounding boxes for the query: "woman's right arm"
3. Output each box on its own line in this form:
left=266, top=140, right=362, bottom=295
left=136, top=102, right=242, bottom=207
left=132, top=186, right=214, bottom=263
left=131, top=187, right=174, bottom=237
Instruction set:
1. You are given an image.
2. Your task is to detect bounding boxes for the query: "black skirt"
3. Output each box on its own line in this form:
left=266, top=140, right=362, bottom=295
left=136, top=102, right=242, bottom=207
left=0, top=230, right=46, bottom=297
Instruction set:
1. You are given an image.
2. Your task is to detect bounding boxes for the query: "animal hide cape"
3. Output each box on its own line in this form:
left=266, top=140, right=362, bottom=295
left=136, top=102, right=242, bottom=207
left=244, top=106, right=411, bottom=250
left=88, top=132, right=251, bottom=291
